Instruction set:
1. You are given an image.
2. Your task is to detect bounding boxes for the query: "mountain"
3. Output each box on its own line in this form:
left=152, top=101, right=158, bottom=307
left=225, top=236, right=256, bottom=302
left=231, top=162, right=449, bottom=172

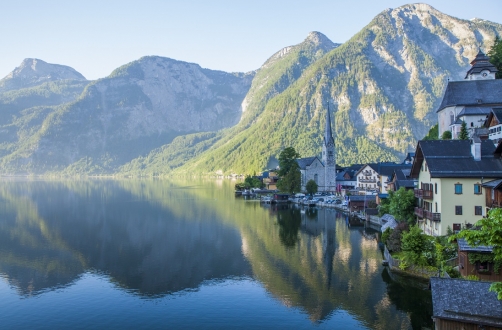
left=0, top=58, right=87, bottom=92
left=119, top=31, right=340, bottom=175
left=152, top=3, right=502, bottom=175
left=0, top=57, right=253, bottom=174
left=0, top=4, right=502, bottom=176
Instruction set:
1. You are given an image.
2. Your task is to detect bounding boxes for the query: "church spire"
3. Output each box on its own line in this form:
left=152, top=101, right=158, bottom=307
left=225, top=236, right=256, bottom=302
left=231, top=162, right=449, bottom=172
left=324, top=103, right=334, bottom=146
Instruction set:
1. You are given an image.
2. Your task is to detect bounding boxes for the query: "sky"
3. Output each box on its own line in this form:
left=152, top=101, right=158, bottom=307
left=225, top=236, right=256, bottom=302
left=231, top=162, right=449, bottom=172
left=1, top=0, right=501, bottom=80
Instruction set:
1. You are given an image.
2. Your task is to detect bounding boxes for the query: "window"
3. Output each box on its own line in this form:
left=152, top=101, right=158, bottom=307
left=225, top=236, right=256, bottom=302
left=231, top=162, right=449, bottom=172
left=314, top=174, right=318, bottom=184
left=455, top=183, right=462, bottom=194
left=455, top=205, right=462, bottom=215
left=475, top=206, right=482, bottom=216
left=435, top=202, right=437, bottom=212
left=435, top=183, right=437, bottom=194
left=474, top=184, right=482, bottom=194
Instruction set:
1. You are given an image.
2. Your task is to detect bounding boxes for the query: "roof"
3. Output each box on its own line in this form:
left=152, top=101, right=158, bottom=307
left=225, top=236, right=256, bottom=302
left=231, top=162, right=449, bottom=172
left=436, top=79, right=502, bottom=113
left=465, top=50, right=499, bottom=79
left=482, top=178, right=502, bottom=189
left=457, top=106, right=492, bottom=117
left=348, top=195, right=376, bottom=202
left=355, top=162, right=402, bottom=176
left=457, top=238, right=493, bottom=253
left=336, top=169, right=357, bottom=181
left=296, top=157, right=320, bottom=170
left=391, top=167, right=416, bottom=190
left=380, top=214, right=397, bottom=232
left=431, top=277, right=502, bottom=327
left=410, top=140, right=502, bottom=179
left=485, top=107, right=502, bottom=127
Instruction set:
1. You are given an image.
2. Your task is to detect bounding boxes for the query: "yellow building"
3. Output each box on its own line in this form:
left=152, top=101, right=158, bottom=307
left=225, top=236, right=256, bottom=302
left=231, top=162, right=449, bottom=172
left=410, top=139, right=502, bottom=236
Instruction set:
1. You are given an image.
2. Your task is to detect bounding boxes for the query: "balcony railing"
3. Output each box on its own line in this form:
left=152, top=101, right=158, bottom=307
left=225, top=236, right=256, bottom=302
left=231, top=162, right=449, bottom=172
left=424, top=210, right=441, bottom=222
left=490, top=200, right=502, bottom=208
left=359, top=179, right=376, bottom=183
left=414, top=207, right=424, bottom=218
left=414, top=188, right=433, bottom=200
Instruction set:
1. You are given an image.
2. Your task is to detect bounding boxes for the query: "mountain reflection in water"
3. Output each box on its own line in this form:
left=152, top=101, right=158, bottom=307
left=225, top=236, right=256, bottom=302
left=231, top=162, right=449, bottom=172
left=0, top=179, right=432, bottom=329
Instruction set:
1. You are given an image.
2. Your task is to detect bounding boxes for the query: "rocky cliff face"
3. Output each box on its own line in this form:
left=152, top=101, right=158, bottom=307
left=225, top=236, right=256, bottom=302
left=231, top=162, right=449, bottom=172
left=168, top=3, right=502, bottom=174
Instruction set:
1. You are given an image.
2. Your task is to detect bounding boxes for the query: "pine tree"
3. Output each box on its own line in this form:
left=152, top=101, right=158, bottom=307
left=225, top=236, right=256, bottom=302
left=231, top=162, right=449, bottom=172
left=458, top=121, right=469, bottom=140
left=488, top=36, right=502, bottom=79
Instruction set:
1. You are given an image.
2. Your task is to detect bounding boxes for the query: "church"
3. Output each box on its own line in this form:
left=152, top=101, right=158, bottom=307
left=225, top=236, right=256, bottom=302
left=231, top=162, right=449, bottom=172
left=437, top=49, right=502, bottom=139
left=296, top=108, right=337, bottom=192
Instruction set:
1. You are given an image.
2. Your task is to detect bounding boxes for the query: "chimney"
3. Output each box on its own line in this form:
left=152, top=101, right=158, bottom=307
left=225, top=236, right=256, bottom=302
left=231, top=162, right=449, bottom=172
left=471, top=137, right=481, bottom=161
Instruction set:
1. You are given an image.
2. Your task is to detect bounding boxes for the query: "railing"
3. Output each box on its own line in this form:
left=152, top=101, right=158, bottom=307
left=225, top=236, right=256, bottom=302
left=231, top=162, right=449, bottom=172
left=359, top=179, right=376, bottom=183
left=414, top=207, right=423, bottom=218
left=414, top=188, right=433, bottom=199
left=424, top=210, right=441, bottom=221
left=491, top=200, right=502, bottom=208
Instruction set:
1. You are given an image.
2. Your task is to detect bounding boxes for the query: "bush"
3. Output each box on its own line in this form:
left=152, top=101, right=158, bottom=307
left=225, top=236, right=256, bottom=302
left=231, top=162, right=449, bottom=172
left=381, top=227, right=393, bottom=245
left=386, top=222, right=409, bottom=253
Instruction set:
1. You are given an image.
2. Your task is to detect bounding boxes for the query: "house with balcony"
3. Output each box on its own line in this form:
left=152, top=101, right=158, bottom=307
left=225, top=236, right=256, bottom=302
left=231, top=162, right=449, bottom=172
left=355, top=164, right=379, bottom=192
left=410, top=139, right=502, bottom=236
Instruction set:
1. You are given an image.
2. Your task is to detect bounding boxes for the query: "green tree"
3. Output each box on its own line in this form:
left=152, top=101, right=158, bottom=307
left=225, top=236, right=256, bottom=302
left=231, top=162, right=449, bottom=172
left=488, top=36, right=502, bottom=79
left=453, top=208, right=502, bottom=299
left=378, top=192, right=392, bottom=216
left=423, top=124, right=438, bottom=141
left=401, top=225, right=429, bottom=267
left=389, top=187, right=417, bottom=226
left=276, top=147, right=301, bottom=193
left=458, top=121, right=469, bottom=140
left=244, top=175, right=263, bottom=188
left=441, top=130, right=452, bottom=140
left=305, top=179, right=318, bottom=194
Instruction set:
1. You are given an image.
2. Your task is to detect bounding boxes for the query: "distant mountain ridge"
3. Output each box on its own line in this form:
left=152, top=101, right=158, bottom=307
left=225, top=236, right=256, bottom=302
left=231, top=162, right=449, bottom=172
left=0, top=58, right=87, bottom=92
left=0, top=3, right=501, bottom=176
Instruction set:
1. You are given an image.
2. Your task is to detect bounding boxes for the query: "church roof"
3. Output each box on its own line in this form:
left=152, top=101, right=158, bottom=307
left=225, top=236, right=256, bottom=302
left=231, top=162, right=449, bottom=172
left=436, top=80, right=502, bottom=113
left=465, top=49, right=498, bottom=79
left=296, top=157, right=320, bottom=170
left=457, top=106, right=492, bottom=117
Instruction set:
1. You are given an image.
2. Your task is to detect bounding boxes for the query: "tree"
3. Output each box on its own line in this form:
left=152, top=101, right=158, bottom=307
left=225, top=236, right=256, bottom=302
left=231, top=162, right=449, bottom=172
left=401, top=225, right=430, bottom=267
left=276, top=147, right=301, bottom=193
left=278, top=147, right=300, bottom=177
left=488, top=36, right=502, bottom=79
left=441, top=130, right=452, bottom=140
left=458, top=121, right=469, bottom=140
left=453, top=208, right=502, bottom=299
left=244, top=175, right=263, bottom=189
left=305, top=179, right=318, bottom=194
left=423, top=124, right=438, bottom=141
left=389, top=187, right=417, bottom=226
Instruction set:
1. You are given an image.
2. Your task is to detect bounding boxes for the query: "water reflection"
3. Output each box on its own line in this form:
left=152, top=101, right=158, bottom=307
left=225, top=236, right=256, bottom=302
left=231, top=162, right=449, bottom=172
left=0, top=179, right=252, bottom=297
left=0, top=179, right=432, bottom=329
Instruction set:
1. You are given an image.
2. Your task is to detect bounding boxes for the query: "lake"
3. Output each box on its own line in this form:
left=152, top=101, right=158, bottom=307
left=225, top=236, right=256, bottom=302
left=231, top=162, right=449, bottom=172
left=0, top=178, right=432, bottom=329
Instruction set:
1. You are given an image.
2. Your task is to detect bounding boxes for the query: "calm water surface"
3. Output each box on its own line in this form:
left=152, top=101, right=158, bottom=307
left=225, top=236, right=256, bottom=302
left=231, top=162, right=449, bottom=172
left=0, top=179, right=432, bottom=329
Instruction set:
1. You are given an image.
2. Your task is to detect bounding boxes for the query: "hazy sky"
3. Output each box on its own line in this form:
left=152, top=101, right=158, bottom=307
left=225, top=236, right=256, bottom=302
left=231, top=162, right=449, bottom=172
left=1, top=0, right=501, bottom=80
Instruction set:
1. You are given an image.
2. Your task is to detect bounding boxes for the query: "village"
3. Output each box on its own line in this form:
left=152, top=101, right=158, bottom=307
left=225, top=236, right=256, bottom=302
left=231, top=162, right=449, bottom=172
left=237, top=49, right=502, bottom=329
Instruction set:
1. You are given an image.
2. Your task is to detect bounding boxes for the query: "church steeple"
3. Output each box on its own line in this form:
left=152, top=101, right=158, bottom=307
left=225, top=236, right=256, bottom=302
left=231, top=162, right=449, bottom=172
left=322, top=104, right=336, bottom=192
left=324, top=104, right=335, bottom=147
left=322, top=105, right=335, bottom=167
left=465, top=48, right=498, bottom=80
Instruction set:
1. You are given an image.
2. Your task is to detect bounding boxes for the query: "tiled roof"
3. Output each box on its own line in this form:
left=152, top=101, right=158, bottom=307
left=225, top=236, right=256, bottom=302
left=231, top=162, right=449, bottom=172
left=437, top=80, right=502, bottom=113
left=431, top=277, right=502, bottom=326
left=457, top=238, right=493, bottom=253
left=348, top=195, right=376, bottom=202
left=411, top=140, right=502, bottom=178
left=296, top=157, right=319, bottom=170
left=457, top=106, right=492, bottom=117
left=482, top=178, right=502, bottom=188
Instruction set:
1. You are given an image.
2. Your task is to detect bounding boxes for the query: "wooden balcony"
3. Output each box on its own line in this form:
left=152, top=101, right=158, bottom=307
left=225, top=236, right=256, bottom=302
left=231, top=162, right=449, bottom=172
left=414, top=188, right=433, bottom=200
left=424, top=210, right=441, bottom=222
left=414, top=207, right=424, bottom=218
